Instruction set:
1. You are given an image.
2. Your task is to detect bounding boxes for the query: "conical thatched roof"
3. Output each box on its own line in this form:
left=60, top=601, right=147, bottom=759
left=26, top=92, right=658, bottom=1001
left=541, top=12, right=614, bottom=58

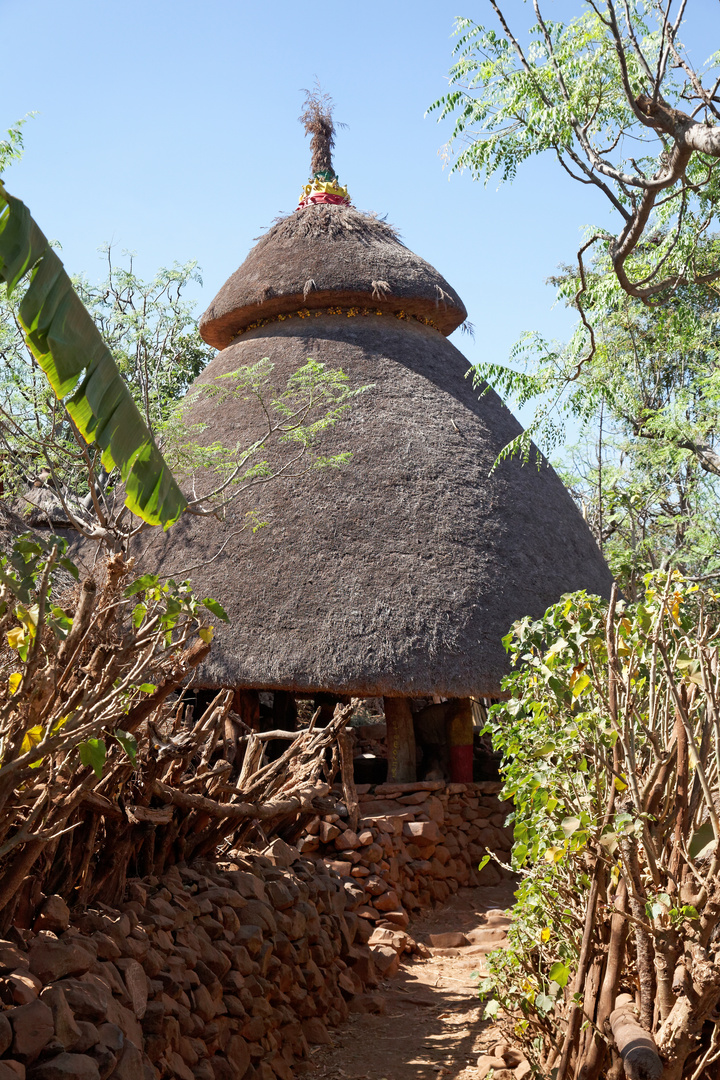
left=11, top=484, right=75, bottom=529
left=198, top=205, right=467, bottom=349
left=137, top=307, right=613, bottom=698
left=142, top=100, right=613, bottom=697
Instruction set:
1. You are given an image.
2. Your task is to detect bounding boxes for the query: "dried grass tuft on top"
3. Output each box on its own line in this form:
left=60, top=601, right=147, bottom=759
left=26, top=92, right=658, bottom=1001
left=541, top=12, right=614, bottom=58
left=299, top=83, right=344, bottom=178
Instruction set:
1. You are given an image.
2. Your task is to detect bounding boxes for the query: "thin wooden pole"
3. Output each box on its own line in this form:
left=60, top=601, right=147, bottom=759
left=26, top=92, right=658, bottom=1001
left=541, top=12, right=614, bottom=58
left=383, top=697, right=416, bottom=783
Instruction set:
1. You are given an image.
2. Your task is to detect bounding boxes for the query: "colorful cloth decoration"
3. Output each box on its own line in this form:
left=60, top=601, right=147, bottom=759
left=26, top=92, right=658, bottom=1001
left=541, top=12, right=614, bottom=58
left=298, top=171, right=350, bottom=208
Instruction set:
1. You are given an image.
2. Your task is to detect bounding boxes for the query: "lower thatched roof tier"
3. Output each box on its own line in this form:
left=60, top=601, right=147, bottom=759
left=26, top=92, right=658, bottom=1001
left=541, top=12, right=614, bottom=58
left=137, top=315, right=612, bottom=697
left=198, top=205, right=467, bottom=349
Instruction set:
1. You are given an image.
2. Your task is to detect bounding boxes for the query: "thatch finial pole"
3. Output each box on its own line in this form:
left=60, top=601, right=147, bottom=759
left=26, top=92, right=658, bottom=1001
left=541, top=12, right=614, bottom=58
left=300, top=84, right=337, bottom=180
left=297, top=86, right=351, bottom=209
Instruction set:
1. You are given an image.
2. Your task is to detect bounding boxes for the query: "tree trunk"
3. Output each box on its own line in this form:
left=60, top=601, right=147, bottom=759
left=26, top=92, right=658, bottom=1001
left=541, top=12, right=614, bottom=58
left=581, top=879, right=629, bottom=1080
left=383, top=697, right=416, bottom=783
left=338, top=729, right=359, bottom=831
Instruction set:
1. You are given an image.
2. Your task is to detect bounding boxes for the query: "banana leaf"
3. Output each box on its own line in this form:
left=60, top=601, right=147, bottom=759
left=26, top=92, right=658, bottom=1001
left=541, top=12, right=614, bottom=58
left=0, top=182, right=186, bottom=529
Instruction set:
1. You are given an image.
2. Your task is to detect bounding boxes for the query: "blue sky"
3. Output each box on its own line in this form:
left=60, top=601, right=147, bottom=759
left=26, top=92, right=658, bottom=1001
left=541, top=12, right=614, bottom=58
left=0, top=0, right=714, bottom=423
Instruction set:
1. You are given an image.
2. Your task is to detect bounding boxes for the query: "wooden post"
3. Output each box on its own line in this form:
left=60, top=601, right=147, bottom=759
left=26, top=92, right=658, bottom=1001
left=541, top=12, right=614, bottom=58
left=448, top=698, right=474, bottom=783
left=383, top=697, right=416, bottom=783
left=233, top=689, right=260, bottom=732
left=272, top=690, right=297, bottom=733
left=338, top=729, right=359, bottom=832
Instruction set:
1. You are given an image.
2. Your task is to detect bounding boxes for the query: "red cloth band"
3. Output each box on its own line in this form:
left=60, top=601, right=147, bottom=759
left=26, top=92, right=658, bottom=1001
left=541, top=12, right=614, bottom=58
left=449, top=744, right=473, bottom=784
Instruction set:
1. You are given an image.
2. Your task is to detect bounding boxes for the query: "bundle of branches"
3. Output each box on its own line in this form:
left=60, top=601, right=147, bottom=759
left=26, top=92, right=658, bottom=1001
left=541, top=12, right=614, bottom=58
left=144, top=697, right=355, bottom=862
left=481, top=574, right=720, bottom=1080
left=0, top=533, right=354, bottom=930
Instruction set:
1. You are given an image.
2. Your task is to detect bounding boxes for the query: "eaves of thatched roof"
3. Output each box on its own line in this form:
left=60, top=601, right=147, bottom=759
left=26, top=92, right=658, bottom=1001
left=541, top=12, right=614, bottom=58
left=199, top=204, right=467, bottom=349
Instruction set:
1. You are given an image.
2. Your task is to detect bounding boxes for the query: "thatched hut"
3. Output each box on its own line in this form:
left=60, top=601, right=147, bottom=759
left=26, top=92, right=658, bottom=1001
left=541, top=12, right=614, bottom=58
left=137, top=96, right=613, bottom=782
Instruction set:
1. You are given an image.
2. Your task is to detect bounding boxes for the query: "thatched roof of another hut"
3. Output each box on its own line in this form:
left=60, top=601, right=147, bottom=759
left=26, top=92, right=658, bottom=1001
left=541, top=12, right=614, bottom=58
left=198, top=205, right=467, bottom=349
left=11, top=484, right=76, bottom=530
left=0, top=501, right=40, bottom=548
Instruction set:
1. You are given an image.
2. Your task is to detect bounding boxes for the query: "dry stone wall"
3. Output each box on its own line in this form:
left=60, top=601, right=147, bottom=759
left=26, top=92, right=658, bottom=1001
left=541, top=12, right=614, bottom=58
left=0, top=783, right=511, bottom=1080
left=298, top=780, right=513, bottom=926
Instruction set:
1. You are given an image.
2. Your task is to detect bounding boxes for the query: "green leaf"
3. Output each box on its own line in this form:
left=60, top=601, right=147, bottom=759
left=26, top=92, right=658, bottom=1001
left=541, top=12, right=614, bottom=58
left=202, top=597, right=230, bottom=623
left=689, top=820, right=715, bottom=860
left=546, top=637, right=569, bottom=658
left=532, top=741, right=555, bottom=758
left=483, top=999, right=500, bottom=1019
left=0, top=186, right=186, bottom=529
left=548, top=961, right=571, bottom=988
left=114, top=729, right=138, bottom=763
left=58, top=557, right=79, bottom=581
left=79, top=738, right=106, bottom=779
left=124, top=574, right=159, bottom=597
left=561, top=816, right=581, bottom=838
left=572, top=673, right=590, bottom=697
left=535, top=992, right=555, bottom=1015
left=138, top=683, right=156, bottom=694
left=13, top=539, right=41, bottom=554
left=478, top=855, right=490, bottom=872
left=0, top=187, right=46, bottom=292
left=512, top=842, right=528, bottom=866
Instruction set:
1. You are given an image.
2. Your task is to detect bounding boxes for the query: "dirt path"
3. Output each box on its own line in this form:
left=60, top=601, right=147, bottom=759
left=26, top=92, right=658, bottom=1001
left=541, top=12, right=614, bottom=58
left=308, top=882, right=517, bottom=1080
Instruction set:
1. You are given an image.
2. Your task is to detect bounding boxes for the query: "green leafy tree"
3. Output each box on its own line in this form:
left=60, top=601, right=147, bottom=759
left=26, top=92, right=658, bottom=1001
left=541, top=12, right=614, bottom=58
left=0, top=249, right=211, bottom=513
left=481, top=576, right=720, bottom=1080
left=0, top=180, right=187, bottom=530
left=76, top=247, right=213, bottom=430
left=0, top=118, right=30, bottom=174
left=160, top=356, right=363, bottom=515
left=556, top=427, right=720, bottom=597
left=430, top=3, right=720, bottom=311
left=472, top=257, right=720, bottom=590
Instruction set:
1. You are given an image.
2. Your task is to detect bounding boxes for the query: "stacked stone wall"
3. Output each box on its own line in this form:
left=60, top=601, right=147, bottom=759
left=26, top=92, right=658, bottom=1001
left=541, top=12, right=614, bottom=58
left=298, top=780, right=513, bottom=926
left=0, top=783, right=512, bottom=1080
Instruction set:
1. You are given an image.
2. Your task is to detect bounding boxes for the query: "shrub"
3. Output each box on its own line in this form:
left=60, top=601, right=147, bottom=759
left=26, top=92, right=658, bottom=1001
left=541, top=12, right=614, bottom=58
left=482, top=574, right=720, bottom=1080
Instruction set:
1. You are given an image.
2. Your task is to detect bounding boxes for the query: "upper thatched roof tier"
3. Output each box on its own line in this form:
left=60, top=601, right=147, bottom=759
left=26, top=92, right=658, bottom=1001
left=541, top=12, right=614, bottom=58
left=198, top=204, right=468, bottom=349
left=136, top=315, right=613, bottom=698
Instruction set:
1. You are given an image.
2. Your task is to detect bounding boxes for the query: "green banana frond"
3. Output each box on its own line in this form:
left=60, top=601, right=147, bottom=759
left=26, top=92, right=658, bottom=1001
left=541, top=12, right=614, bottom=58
left=0, top=183, right=187, bottom=529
